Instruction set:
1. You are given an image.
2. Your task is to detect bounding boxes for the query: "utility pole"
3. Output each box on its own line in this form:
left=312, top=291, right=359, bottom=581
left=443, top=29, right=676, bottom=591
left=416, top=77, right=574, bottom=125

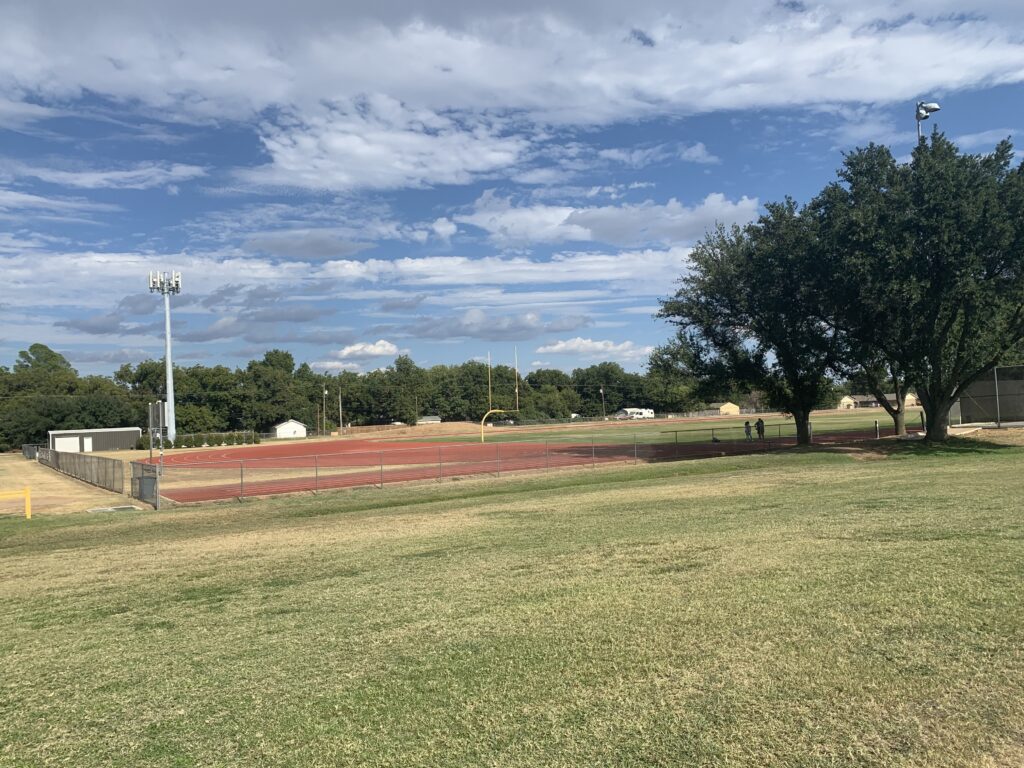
left=149, top=270, right=181, bottom=444
left=338, top=391, right=344, bottom=435
left=323, top=387, right=328, bottom=435
left=600, top=386, right=606, bottom=420
left=514, top=347, right=520, bottom=412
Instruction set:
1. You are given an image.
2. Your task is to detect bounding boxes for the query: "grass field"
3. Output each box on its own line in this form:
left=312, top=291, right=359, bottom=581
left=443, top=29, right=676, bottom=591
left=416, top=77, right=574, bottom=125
left=421, top=409, right=923, bottom=444
left=1, top=434, right=1021, bottom=766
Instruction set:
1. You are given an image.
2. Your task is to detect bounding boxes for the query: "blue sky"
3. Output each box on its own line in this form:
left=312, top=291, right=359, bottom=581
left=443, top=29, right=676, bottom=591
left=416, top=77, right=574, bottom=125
left=2, top=1, right=1023, bottom=376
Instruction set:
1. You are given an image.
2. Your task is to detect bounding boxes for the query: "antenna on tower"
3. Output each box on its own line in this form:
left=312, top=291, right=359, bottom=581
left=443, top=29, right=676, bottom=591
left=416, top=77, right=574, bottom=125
left=149, top=269, right=182, bottom=444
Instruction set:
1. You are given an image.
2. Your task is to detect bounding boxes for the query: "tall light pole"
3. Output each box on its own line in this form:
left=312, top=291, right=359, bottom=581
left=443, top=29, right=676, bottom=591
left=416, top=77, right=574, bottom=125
left=916, top=101, right=941, bottom=140
left=323, top=387, right=328, bottom=435
left=149, top=270, right=181, bottom=444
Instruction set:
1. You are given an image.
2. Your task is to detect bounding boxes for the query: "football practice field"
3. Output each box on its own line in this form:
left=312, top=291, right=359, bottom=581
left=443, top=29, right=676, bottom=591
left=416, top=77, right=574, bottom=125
left=1, top=432, right=1021, bottom=766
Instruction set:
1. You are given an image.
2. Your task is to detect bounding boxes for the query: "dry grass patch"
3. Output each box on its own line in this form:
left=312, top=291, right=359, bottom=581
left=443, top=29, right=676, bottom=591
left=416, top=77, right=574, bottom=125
left=0, top=454, right=128, bottom=516
left=1, top=447, right=1022, bottom=766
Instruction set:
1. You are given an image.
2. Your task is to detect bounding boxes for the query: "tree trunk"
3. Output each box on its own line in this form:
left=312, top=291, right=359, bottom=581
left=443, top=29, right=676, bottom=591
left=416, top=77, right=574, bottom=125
left=792, top=408, right=811, bottom=446
left=891, top=407, right=906, bottom=437
left=868, top=379, right=906, bottom=436
left=921, top=394, right=954, bottom=441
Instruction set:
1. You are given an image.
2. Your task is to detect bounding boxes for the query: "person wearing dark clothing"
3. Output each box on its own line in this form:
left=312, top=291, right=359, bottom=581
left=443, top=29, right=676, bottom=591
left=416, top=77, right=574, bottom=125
left=755, top=418, right=765, bottom=440
left=744, top=421, right=752, bottom=442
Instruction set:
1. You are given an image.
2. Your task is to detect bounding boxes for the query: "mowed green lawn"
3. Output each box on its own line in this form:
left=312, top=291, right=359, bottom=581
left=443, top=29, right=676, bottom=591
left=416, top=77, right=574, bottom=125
left=410, top=409, right=922, bottom=444
left=1, top=435, right=1022, bottom=767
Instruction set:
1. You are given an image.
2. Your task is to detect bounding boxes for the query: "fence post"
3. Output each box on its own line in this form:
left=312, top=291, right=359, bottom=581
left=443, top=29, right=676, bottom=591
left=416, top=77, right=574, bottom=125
left=239, top=460, right=245, bottom=499
left=314, top=455, right=319, bottom=493
left=674, top=431, right=679, bottom=459
left=591, top=438, right=596, bottom=469
left=379, top=451, right=384, bottom=489
left=496, top=444, right=501, bottom=477
left=545, top=439, right=549, bottom=470
left=438, top=446, right=443, bottom=481
left=875, top=419, right=880, bottom=439
left=994, top=366, right=1002, bottom=428
left=634, top=435, right=638, bottom=465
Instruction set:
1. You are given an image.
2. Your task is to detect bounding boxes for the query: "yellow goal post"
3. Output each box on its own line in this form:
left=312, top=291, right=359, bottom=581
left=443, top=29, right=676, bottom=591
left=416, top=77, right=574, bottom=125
left=0, top=486, right=31, bottom=519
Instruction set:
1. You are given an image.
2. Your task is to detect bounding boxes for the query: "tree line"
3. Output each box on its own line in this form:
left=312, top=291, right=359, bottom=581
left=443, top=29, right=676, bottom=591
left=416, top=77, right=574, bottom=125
left=8, top=133, right=1016, bottom=449
left=1, top=345, right=729, bottom=450
left=657, top=132, right=1024, bottom=443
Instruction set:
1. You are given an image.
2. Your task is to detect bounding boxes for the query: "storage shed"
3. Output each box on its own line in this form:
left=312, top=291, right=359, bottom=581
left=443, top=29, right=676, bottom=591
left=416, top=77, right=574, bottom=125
left=708, top=402, right=741, bottom=416
left=48, top=427, right=142, bottom=453
left=272, top=419, right=307, bottom=439
left=417, top=415, right=442, bottom=424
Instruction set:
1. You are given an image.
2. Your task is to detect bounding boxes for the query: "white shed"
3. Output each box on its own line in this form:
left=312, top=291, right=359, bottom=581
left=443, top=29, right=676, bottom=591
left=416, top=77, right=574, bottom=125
left=272, top=419, right=307, bottom=439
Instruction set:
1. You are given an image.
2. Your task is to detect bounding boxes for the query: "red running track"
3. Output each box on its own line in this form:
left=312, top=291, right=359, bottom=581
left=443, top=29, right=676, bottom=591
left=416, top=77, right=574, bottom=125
left=153, top=429, right=905, bottom=504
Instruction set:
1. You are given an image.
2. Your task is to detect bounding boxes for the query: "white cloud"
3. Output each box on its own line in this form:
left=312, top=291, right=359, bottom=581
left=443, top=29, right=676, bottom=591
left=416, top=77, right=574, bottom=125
left=955, top=128, right=1017, bottom=151
left=0, top=96, right=60, bottom=128
left=399, top=308, right=591, bottom=341
left=5, top=162, right=207, bottom=189
left=334, top=339, right=399, bottom=359
left=536, top=336, right=654, bottom=362
left=240, top=97, right=528, bottom=190
left=599, top=142, right=719, bottom=168
left=431, top=217, right=457, bottom=241
left=2, top=5, right=1024, bottom=190
left=319, top=247, right=691, bottom=287
left=678, top=142, right=719, bottom=164
left=458, top=192, right=758, bottom=247
left=0, top=187, right=120, bottom=214
left=312, top=360, right=363, bottom=372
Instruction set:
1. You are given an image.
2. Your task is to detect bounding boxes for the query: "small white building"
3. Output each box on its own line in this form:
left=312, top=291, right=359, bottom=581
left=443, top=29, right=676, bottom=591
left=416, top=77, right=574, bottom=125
left=272, top=419, right=307, bottom=439
left=418, top=415, right=442, bottom=424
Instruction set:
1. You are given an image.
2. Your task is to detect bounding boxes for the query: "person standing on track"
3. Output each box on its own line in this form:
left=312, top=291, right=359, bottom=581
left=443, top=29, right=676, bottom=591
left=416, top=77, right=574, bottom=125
left=755, top=418, right=765, bottom=440
left=744, top=421, right=752, bottom=442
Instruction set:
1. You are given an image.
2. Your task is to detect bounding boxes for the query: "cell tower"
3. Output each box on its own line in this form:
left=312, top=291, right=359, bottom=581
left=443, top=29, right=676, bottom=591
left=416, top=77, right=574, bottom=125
left=149, top=270, right=182, bottom=443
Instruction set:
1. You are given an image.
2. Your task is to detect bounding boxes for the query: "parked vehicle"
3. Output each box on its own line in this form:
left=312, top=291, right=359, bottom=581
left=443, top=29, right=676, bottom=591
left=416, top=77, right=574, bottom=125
left=613, top=408, right=655, bottom=420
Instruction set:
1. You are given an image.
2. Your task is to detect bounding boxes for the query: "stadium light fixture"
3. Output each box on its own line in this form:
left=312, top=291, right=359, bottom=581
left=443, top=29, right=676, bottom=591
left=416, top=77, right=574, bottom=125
left=149, top=271, right=182, bottom=444
left=916, top=101, right=941, bottom=140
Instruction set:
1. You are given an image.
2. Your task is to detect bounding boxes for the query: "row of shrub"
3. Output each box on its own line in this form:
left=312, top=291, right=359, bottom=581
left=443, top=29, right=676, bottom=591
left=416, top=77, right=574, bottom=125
left=136, top=432, right=261, bottom=450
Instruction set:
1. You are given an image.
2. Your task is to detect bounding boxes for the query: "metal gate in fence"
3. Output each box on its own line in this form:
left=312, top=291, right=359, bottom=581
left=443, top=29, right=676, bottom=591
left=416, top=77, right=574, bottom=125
left=130, top=462, right=160, bottom=509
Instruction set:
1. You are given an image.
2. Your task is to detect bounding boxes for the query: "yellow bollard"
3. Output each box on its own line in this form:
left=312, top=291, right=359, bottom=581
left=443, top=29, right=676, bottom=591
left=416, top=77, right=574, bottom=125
left=0, top=486, right=30, bottom=519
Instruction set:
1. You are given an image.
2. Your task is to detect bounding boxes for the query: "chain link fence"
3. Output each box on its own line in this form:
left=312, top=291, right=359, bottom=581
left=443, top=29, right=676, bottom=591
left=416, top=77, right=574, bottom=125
left=954, top=365, right=1024, bottom=425
left=36, top=448, right=125, bottom=494
left=147, top=418, right=912, bottom=505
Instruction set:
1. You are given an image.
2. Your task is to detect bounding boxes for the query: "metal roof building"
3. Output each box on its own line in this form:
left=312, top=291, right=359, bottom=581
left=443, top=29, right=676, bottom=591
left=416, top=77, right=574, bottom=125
left=48, top=427, right=142, bottom=453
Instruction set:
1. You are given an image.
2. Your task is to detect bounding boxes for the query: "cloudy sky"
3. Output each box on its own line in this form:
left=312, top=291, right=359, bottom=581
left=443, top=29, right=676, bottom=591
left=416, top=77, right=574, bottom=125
left=1, top=0, right=1023, bottom=375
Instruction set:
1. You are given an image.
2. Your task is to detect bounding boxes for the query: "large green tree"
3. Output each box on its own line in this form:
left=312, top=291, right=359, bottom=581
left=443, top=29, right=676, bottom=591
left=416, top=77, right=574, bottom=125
left=814, top=134, right=1024, bottom=440
left=658, top=201, right=843, bottom=445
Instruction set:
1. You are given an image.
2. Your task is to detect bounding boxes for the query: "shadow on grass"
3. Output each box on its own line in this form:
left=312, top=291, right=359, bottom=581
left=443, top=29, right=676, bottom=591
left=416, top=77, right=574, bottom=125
left=815, top=434, right=1020, bottom=459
